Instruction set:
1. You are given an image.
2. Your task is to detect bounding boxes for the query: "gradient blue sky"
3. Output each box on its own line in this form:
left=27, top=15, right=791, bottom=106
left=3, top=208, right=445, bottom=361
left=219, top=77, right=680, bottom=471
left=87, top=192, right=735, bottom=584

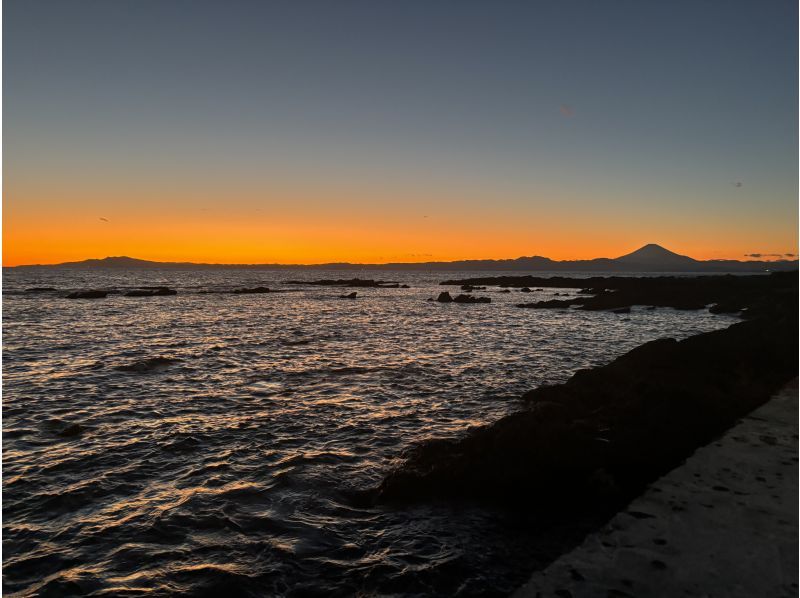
left=4, top=0, right=798, bottom=264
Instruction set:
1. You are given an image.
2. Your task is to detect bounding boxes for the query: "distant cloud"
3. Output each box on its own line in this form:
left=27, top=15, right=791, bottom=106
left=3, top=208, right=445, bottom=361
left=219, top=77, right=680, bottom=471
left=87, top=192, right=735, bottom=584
left=744, top=252, right=785, bottom=259
left=559, top=104, right=574, bottom=117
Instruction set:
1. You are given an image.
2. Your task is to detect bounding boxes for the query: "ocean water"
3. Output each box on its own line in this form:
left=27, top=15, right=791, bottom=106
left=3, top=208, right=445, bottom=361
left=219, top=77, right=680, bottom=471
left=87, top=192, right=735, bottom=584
left=2, top=269, right=739, bottom=596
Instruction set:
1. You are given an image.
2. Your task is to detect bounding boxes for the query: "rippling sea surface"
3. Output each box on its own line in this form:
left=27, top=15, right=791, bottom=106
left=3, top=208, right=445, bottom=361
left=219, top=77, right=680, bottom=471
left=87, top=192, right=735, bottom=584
left=3, top=268, right=738, bottom=596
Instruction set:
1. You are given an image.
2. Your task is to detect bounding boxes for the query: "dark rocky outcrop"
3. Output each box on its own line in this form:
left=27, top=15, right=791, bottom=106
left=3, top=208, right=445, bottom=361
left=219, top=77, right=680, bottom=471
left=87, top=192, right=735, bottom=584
left=66, top=290, right=108, bottom=299
left=115, top=357, right=181, bottom=373
left=340, top=292, right=358, bottom=299
left=377, top=273, right=797, bottom=509
left=461, top=285, right=487, bottom=291
left=436, top=292, right=453, bottom=303
left=517, top=299, right=574, bottom=309
left=232, top=286, right=270, bottom=294
left=436, top=292, right=490, bottom=304
left=445, top=272, right=796, bottom=315
left=125, top=287, right=177, bottom=297
left=57, top=423, right=85, bottom=438
left=285, top=278, right=400, bottom=288
left=453, top=294, right=491, bottom=304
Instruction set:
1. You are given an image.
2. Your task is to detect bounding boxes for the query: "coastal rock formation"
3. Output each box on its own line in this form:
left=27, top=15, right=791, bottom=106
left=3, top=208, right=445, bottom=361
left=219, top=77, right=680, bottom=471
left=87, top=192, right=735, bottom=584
left=517, top=299, right=573, bottom=309
left=115, top=357, right=181, bottom=373
left=453, top=294, right=491, bottom=304
left=57, top=423, right=85, bottom=438
left=286, top=278, right=401, bottom=288
left=125, top=287, right=177, bottom=297
left=436, top=292, right=453, bottom=303
left=66, top=290, right=108, bottom=299
left=232, top=286, right=270, bottom=294
left=436, top=292, right=491, bottom=304
left=377, top=275, right=797, bottom=508
left=442, top=272, right=796, bottom=315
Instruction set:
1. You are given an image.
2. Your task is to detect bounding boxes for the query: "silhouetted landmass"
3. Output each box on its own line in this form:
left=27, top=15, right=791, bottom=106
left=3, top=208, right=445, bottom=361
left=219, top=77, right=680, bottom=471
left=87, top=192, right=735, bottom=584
left=376, top=272, right=797, bottom=511
left=9, top=244, right=798, bottom=272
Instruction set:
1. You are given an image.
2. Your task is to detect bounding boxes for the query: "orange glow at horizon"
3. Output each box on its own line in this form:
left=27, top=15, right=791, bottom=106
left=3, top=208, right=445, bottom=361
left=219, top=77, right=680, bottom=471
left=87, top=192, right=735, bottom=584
left=5, top=203, right=797, bottom=267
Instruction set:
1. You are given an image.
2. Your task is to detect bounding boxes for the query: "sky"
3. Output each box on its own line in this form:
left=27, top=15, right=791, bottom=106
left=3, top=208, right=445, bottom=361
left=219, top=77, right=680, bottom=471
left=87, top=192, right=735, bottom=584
left=3, top=0, right=798, bottom=265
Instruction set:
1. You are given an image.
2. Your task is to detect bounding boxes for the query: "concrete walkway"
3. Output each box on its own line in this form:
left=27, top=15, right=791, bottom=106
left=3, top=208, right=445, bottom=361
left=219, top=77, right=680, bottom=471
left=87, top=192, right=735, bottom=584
left=514, top=380, right=798, bottom=598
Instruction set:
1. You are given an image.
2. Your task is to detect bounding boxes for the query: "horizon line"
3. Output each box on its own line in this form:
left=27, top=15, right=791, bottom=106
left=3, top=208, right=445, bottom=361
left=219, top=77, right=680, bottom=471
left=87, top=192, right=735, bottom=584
left=6, top=246, right=799, bottom=268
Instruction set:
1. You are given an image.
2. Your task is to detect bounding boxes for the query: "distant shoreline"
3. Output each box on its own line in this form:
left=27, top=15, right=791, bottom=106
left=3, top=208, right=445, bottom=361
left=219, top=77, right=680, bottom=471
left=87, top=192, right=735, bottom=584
left=5, top=243, right=798, bottom=273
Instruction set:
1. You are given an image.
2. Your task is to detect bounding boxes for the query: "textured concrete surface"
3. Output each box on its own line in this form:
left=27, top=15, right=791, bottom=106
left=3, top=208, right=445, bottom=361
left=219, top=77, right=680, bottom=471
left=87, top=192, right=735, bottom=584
left=514, top=380, right=798, bottom=598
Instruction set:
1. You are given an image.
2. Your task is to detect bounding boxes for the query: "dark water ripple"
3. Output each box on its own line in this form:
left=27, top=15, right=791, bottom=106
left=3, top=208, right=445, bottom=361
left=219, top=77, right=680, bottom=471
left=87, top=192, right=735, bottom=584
left=3, top=268, right=738, bottom=596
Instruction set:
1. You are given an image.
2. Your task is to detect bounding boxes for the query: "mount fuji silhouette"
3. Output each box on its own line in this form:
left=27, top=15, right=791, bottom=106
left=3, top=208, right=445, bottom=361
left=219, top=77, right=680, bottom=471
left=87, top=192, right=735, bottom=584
left=9, top=244, right=797, bottom=272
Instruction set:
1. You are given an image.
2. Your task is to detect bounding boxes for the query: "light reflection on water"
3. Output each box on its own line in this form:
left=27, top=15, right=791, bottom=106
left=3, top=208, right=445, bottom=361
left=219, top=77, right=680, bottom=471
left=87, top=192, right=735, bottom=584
left=3, top=269, right=738, bottom=596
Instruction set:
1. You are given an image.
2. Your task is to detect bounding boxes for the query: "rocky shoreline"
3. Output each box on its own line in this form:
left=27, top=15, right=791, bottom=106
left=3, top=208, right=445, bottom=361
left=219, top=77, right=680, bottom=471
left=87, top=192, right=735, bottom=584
left=370, top=272, right=797, bottom=590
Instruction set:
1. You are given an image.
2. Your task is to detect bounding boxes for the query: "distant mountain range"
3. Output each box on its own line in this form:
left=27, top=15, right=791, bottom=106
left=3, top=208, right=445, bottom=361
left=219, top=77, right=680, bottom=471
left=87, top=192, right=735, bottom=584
left=8, top=244, right=798, bottom=272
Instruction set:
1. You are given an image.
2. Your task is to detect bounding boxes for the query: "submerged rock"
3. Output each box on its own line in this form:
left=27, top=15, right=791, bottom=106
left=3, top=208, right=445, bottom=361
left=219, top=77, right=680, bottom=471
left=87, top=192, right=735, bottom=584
left=517, top=299, right=575, bottom=309
left=125, top=287, right=177, bottom=297
left=286, top=278, right=399, bottom=288
left=115, top=357, right=181, bottom=373
left=232, top=286, right=271, bottom=294
left=66, top=290, right=108, bottom=299
left=453, top=294, right=491, bottom=304
left=709, top=302, right=744, bottom=314
left=57, top=423, right=85, bottom=438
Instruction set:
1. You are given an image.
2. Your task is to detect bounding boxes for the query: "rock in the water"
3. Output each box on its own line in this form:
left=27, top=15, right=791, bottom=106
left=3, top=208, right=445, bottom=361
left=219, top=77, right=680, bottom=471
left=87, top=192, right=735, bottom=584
left=612, top=306, right=631, bottom=314
left=115, top=357, right=181, bottom=373
left=340, top=291, right=358, bottom=299
left=453, top=294, right=491, bottom=304
left=26, top=287, right=58, bottom=293
left=125, top=287, right=177, bottom=297
left=286, top=278, right=398, bottom=288
left=517, top=299, right=575, bottom=309
left=709, top=303, right=743, bottom=314
left=66, top=290, right=108, bottom=299
left=436, top=292, right=454, bottom=303
left=57, top=423, right=85, bottom=437
left=232, top=286, right=270, bottom=294
left=520, top=287, right=532, bottom=293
